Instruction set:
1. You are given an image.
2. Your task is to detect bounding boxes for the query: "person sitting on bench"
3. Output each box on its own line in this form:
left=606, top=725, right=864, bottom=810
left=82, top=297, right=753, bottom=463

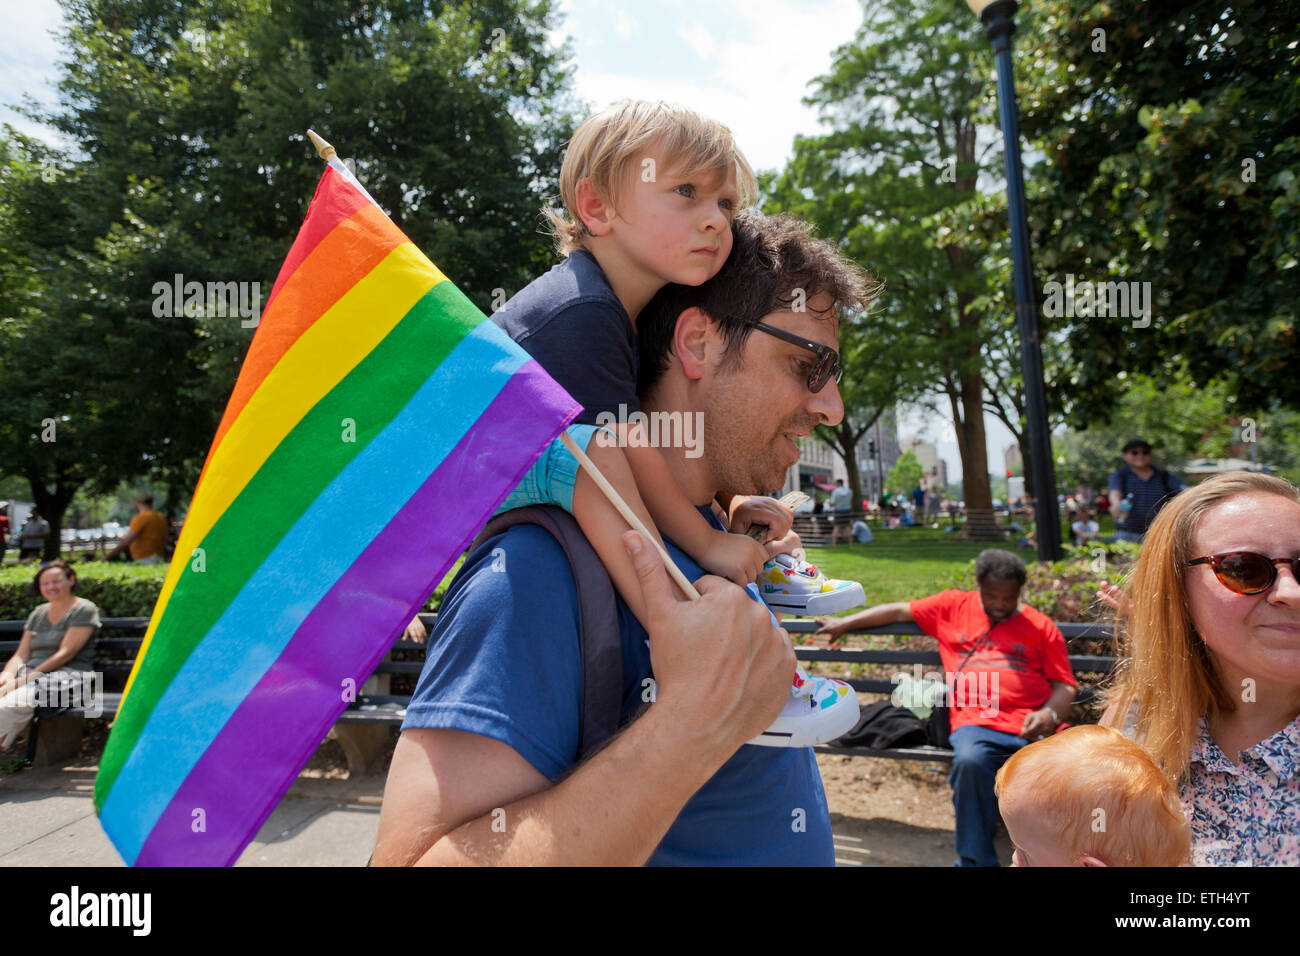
left=815, top=549, right=1077, bottom=866
left=0, top=561, right=101, bottom=752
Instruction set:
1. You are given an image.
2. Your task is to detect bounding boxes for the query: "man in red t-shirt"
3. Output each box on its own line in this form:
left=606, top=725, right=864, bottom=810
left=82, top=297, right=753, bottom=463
left=817, top=550, right=1077, bottom=866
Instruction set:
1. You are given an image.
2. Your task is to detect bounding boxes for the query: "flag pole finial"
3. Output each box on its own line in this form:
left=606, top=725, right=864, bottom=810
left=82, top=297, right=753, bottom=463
left=306, top=129, right=337, bottom=161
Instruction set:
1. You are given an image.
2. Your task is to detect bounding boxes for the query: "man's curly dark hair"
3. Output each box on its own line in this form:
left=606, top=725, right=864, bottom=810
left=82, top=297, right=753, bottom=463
left=637, top=213, right=881, bottom=394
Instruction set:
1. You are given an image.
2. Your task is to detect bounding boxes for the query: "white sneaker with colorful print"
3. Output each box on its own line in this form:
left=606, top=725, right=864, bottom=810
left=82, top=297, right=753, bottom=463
left=757, top=552, right=865, bottom=616
left=748, top=666, right=860, bottom=748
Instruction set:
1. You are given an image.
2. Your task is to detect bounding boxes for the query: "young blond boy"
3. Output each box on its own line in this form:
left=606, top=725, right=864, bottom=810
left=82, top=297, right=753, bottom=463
left=488, top=101, right=862, bottom=745
left=491, top=102, right=778, bottom=617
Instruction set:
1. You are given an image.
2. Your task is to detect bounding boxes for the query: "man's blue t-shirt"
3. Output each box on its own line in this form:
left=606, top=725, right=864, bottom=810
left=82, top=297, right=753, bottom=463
left=402, top=510, right=834, bottom=866
left=491, top=249, right=638, bottom=426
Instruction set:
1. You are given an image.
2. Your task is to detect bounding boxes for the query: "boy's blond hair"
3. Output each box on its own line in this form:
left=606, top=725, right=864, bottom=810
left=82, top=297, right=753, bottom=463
left=544, top=100, right=757, bottom=255
left=994, top=725, right=1192, bottom=866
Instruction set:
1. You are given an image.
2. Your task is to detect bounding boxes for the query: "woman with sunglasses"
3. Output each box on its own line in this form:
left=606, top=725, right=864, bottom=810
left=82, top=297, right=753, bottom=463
left=1101, top=471, right=1300, bottom=865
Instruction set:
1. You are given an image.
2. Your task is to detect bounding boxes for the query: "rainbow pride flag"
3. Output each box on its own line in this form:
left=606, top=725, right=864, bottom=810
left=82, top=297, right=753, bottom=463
left=94, top=163, right=580, bottom=866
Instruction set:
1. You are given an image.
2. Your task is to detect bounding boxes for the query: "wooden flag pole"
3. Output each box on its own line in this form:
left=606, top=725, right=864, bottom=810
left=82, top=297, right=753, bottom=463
left=559, top=431, right=702, bottom=601
left=306, top=128, right=380, bottom=206
left=306, top=128, right=338, bottom=160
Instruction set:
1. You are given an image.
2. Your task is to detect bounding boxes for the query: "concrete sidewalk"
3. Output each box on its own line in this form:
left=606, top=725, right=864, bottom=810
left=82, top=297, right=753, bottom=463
left=0, top=762, right=383, bottom=867
left=0, top=752, right=973, bottom=866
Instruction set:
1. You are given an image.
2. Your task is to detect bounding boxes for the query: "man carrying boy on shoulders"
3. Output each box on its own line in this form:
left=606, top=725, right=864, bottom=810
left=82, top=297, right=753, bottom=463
left=373, top=211, right=874, bottom=866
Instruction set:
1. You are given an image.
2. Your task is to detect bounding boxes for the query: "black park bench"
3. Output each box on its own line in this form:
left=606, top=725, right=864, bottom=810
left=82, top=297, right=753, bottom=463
left=0, top=617, right=414, bottom=770
left=781, top=618, right=1118, bottom=764
left=1, top=616, right=1118, bottom=775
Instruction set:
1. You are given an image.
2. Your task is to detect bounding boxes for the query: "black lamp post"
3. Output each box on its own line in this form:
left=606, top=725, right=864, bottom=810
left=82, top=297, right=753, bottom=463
left=966, top=0, right=1061, bottom=561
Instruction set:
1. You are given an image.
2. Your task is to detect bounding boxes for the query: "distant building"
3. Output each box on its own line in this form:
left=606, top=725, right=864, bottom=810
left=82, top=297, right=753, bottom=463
left=901, top=437, right=949, bottom=492
left=780, top=434, right=844, bottom=497
left=853, top=408, right=900, bottom=504
left=777, top=407, right=900, bottom=504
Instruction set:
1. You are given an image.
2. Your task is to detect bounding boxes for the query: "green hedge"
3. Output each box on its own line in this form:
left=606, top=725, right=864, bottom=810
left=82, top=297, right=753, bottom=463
left=0, top=557, right=463, bottom=622
left=0, top=562, right=166, bottom=619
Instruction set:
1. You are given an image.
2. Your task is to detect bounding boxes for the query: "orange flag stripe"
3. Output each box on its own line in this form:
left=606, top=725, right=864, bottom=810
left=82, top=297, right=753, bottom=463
left=207, top=202, right=402, bottom=460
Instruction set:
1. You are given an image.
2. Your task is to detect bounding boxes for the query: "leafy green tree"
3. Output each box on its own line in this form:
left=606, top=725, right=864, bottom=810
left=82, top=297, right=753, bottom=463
left=1054, top=367, right=1239, bottom=490
left=887, top=449, right=925, bottom=496
left=764, top=0, right=1009, bottom=540
left=1016, top=0, right=1300, bottom=415
left=1, top=0, right=577, bottom=556
left=1251, top=409, right=1300, bottom=485
left=0, top=132, right=192, bottom=559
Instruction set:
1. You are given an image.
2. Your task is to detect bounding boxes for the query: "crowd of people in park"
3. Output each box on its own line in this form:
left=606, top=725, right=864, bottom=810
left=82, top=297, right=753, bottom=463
left=4, top=98, right=1293, bottom=870
left=1, top=493, right=172, bottom=566
left=809, top=443, right=1181, bottom=549
left=808, top=462, right=1185, bottom=549
left=809, top=482, right=937, bottom=542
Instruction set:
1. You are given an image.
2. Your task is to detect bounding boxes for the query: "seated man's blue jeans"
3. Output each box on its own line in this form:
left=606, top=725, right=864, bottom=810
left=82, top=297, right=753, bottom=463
left=948, top=724, right=1029, bottom=866
left=1112, top=529, right=1144, bottom=544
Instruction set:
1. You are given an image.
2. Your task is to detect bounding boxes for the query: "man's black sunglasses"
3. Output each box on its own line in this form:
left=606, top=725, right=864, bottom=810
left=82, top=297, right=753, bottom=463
left=752, top=322, right=842, bottom=393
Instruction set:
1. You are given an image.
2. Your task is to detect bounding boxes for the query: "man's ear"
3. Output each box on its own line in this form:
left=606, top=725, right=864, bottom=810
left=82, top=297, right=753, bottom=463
left=574, top=178, right=615, bottom=237
left=1078, top=854, right=1109, bottom=867
left=672, top=307, right=713, bottom=381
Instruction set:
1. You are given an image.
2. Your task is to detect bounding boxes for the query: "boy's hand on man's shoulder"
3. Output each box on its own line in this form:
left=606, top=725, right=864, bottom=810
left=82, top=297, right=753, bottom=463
left=697, top=529, right=769, bottom=587
left=729, top=495, right=795, bottom=543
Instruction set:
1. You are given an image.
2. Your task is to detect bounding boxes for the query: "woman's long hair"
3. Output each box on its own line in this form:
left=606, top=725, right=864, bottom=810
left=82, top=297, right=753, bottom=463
left=1103, top=471, right=1300, bottom=784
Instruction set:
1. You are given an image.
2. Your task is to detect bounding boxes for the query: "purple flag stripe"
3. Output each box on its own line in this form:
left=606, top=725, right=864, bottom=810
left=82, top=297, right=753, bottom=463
left=134, top=361, right=579, bottom=866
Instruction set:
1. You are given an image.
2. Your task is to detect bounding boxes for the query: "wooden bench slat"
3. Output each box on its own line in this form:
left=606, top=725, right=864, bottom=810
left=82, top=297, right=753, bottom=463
left=815, top=744, right=955, bottom=762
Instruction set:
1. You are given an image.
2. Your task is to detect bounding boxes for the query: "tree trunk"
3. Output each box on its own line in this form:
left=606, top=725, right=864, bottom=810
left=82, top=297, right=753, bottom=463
left=819, top=419, right=869, bottom=516
left=26, top=467, right=80, bottom=561
left=837, top=422, right=864, bottom=512
left=958, top=374, right=1002, bottom=540
left=942, top=256, right=1002, bottom=542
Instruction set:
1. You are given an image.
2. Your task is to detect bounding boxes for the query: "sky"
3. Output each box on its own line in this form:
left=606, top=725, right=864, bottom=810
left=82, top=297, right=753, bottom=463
left=0, top=0, right=1019, bottom=481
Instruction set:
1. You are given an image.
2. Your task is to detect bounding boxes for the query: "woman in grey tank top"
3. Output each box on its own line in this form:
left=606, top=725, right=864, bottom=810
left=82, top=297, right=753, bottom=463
left=0, top=560, right=101, bottom=750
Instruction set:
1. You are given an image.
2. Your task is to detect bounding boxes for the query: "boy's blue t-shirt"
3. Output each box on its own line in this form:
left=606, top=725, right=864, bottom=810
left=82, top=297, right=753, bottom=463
left=402, top=509, right=835, bottom=866
left=491, top=248, right=639, bottom=426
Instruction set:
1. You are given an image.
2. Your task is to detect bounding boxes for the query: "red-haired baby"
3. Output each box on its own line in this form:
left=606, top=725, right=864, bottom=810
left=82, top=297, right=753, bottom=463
left=995, top=725, right=1191, bottom=866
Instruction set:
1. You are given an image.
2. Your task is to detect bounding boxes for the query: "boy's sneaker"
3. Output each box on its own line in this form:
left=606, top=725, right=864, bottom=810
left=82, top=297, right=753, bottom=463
left=757, top=553, right=865, bottom=615
left=748, top=667, right=860, bottom=748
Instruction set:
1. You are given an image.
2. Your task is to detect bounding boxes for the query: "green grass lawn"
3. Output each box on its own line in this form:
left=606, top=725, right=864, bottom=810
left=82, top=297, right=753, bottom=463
left=803, top=526, right=993, bottom=609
